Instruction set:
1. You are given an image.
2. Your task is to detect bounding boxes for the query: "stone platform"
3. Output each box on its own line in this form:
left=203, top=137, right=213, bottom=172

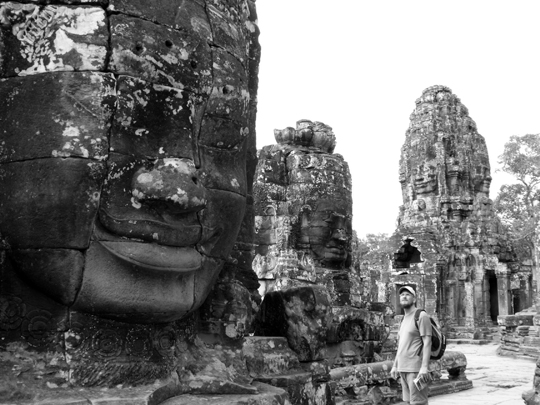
left=2, top=340, right=474, bottom=405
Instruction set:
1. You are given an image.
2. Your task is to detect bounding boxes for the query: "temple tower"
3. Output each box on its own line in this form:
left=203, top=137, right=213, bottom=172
left=391, top=85, right=532, bottom=336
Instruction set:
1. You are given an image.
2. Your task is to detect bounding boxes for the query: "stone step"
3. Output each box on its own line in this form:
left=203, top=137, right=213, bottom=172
left=447, top=338, right=494, bottom=345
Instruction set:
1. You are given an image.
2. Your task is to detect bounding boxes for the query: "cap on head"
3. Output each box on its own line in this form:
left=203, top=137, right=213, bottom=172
left=398, top=285, right=416, bottom=296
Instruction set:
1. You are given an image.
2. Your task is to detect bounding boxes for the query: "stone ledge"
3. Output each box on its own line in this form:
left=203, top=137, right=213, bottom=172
left=447, top=338, right=494, bottom=345
left=160, top=382, right=291, bottom=405
left=19, top=381, right=291, bottom=405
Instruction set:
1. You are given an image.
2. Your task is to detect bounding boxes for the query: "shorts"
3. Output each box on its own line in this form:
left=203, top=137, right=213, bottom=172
left=400, top=371, right=429, bottom=405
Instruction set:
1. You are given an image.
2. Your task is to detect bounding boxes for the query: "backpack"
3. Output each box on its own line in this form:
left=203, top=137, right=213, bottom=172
left=414, top=309, right=446, bottom=360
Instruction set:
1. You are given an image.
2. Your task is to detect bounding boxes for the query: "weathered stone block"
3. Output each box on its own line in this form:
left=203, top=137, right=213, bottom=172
left=0, top=4, right=108, bottom=76
left=0, top=72, right=115, bottom=163
left=0, top=260, right=68, bottom=352
left=0, top=158, right=105, bottom=249
left=197, top=190, right=246, bottom=260
left=111, top=76, right=194, bottom=160
left=205, top=48, right=249, bottom=122
left=199, top=144, right=248, bottom=195
left=109, top=0, right=211, bottom=38
left=160, top=382, right=291, bottom=405
left=243, top=336, right=301, bottom=377
left=254, top=286, right=332, bottom=362
left=9, top=249, right=84, bottom=306
left=66, top=311, right=179, bottom=386
left=198, top=277, right=251, bottom=340
left=109, top=14, right=212, bottom=92
left=206, top=3, right=249, bottom=63
left=255, top=373, right=333, bottom=405
left=199, top=115, right=248, bottom=149
left=498, top=314, right=534, bottom=326
left=327, top=307, right=385, bottom=343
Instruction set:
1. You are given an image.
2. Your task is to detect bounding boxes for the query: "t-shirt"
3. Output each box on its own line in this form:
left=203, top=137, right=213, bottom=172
left=395, top=309, right=432, bottom=372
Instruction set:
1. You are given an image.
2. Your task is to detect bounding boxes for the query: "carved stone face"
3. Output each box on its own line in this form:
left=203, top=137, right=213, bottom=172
left=413, top=164, right=438, bottom=195
left=472, top=165, right=492, bottom=194
left=0, top=1, right=258, bottom=323
left=301, top=203, right=352, bottom=269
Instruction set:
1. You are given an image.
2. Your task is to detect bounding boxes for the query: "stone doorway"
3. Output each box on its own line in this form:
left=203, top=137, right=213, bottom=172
left=512, top=291, right=520, bottom=314
left=488, top=273, right=499, bottom=323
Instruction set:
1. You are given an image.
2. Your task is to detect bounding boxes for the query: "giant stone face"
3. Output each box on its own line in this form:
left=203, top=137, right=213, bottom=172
left=254, top=120, right=352, bottom=273
left=0, top=1, right=259, bottom=323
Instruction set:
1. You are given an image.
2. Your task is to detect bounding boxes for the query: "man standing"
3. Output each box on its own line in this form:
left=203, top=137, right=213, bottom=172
left=390, top=285, right=432, bottom=405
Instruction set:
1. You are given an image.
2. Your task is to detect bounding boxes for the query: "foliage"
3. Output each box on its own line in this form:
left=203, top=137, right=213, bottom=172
left=498, top=134, right=540, bottom=181
left=351, top=232, right=393, bottom=270
left=494, top=134, right=540, bottom=259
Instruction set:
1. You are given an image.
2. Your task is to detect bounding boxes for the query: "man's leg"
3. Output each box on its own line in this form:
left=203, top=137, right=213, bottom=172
left=399, top=372, right=412, bottom=403
left=409, top=372, right=429, bottom=405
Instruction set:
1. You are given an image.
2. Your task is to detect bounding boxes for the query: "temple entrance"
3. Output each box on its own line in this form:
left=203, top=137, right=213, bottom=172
left=513, top=291, right=520, bottom=314
left=488, top=273, right=498, bottom=323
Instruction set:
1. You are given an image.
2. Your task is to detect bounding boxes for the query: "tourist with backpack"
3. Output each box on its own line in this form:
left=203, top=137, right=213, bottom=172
left=390, top=285, right=432, bottom=405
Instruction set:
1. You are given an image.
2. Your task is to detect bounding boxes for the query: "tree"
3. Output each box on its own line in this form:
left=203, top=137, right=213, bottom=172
left=494, top=134, right=540, bottom=268
left=351, top=232, right=393, bottom=271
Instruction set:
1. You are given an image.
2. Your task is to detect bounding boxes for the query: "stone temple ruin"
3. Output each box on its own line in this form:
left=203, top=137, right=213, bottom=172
left=382, top=85, right=533, bottom=341
left=0, top=1, right=538, bottom=405
left=252, top=119, right=384, bottom=364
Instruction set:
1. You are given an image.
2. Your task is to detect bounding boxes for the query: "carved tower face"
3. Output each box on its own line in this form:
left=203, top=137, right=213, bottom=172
left=254, top=120, right=352, bottom=271
left=300, top=200, right=352, bottom=269
left=398, top=85, right=492, bottom=224
left=0, top=1, right=260, bottom=323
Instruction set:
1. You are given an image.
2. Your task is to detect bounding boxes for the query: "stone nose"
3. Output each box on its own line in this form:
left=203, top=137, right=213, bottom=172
left=131, top=158, right=207, bottom=213
left=331, top=228, right=347, bottom=242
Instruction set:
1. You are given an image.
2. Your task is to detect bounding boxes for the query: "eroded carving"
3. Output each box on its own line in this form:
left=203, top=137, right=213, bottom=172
left=0, top=0, right=261, bottom=393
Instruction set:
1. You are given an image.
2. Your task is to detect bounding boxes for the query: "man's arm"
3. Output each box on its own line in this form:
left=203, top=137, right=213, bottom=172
left=390, top=324, right=400, bottom=379
left=390, top=358, right=399, bottom=379
left=418, top=334, right=432, bottom=380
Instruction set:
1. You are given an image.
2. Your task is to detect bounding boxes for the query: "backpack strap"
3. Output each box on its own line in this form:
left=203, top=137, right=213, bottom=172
left=414, top=308, right=425, bottom=330
left=414, top=309, right=426, bottom=357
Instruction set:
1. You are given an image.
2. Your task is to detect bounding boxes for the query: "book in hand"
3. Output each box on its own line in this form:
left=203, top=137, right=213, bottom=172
left=413, top=374, right=430, bottom=391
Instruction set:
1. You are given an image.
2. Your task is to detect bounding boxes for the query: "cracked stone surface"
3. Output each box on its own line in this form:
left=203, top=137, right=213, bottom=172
left=0, top=0, right=262, bottom=392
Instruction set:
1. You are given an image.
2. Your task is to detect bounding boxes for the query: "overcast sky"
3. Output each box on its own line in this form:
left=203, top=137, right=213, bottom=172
left=254, top=0, right=540, bottom=238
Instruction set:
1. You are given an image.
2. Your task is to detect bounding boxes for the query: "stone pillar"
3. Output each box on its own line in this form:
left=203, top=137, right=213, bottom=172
left=519, top=273, right=533, bottom=311
left=464, top=281, right=475, bottom=327
left=445, top=280, right=457, bottom=326
left=483, top=276, right=493, bottom=324
left=496, top=265, right=512, bottom=316
left=473, top=281, right=484, bottom=325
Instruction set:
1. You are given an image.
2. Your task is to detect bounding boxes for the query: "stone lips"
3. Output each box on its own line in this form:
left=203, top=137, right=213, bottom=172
left=99, top=241, right=202, bottom=272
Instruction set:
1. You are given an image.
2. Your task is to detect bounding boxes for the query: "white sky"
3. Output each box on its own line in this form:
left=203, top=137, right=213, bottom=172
left=254, top=0, right=540, bottom=238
